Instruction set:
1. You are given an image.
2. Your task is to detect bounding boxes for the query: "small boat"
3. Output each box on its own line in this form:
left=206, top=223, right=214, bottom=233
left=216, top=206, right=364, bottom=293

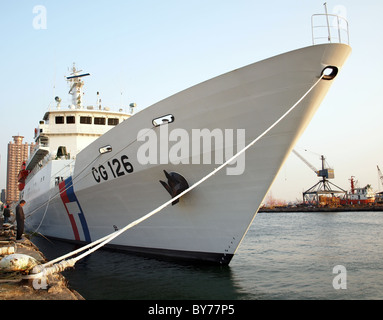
left=340, top=177, right=376, bottom=206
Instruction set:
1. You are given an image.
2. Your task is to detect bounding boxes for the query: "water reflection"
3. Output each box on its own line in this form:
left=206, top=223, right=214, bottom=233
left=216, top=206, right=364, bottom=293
left=31, top=211, right=383, bottom=300
left=31, top=236, right=250, bottom=300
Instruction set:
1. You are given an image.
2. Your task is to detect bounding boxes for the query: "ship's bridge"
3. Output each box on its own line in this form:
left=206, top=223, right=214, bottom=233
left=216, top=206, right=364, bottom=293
left=33, top=107, right=130, bottom=161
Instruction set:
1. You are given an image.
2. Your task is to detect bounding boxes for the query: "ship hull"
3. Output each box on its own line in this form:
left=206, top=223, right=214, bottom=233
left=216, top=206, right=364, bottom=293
left=24, top=43, right=351, bottom=264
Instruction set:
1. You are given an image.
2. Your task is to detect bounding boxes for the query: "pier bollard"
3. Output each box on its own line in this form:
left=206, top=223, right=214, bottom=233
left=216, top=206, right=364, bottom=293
left=0, top=247, right=15, bottom=255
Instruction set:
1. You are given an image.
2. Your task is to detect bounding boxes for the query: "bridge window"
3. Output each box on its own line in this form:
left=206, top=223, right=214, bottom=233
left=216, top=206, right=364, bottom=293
left=80, top=116, right=92, bottom=124
left=55, top=116, right=64, bottom=124
left=108, top=118, right=119, bottom=126
left=66, top=116, right=75, bottom=124
left=94, top=117, right=106, bottom=125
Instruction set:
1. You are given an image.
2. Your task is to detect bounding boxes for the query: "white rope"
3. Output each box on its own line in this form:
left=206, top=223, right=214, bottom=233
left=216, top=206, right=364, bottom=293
left=22, top=259, right=77, bottom=279
left=31, top=186, right=52, bottom=235
left=25, top=75, right=324, bottom=279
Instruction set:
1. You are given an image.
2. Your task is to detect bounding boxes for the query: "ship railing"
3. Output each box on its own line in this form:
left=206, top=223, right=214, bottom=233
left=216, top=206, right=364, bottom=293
left=31, top=142, right=48, bottom=154
left=311, top=13, right=350, bottom=45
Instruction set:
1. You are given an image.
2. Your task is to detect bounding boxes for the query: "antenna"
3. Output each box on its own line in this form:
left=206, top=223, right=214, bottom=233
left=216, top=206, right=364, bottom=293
left=96, top=91, right=102, bottom=110
left=129, top=103, right=137, bottom=114
left=66, top=63, right=90, bottom=108
left=323, top=2, right=331, bottom=42
left=66, top=73, right=90, bottom=80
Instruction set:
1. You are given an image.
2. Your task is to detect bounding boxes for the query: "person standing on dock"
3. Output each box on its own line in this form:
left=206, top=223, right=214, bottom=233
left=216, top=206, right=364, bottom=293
left=16, top=200, right=26, bottom=240
left=3, top=205, right=10, bottom=223
left=3, top=205, right=11, bottom=223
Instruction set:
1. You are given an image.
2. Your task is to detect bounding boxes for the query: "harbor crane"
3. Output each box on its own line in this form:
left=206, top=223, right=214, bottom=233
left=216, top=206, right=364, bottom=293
left=376, top=165, right=383, bottom=203
left=377, top=165, right=383, bottom=188
left=292, top=149, right=318, bottom=176
left=292, top=149, right=334, bottom=179
left=292, top=149, right=346, bottom=206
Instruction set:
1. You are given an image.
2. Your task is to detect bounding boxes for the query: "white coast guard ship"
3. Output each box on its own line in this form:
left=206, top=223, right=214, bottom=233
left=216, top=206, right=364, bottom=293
left=22, top=13, right=351, bottom=264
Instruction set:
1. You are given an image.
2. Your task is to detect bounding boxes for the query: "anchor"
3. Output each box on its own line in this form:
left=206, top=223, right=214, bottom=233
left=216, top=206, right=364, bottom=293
left=159, top=170, right=189, bottom=205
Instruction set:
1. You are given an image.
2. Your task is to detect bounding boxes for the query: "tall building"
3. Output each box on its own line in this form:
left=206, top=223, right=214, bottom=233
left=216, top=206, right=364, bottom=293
left=6, top=136, right=34, bottom=205
left=1, top=189, right=5, bottom=204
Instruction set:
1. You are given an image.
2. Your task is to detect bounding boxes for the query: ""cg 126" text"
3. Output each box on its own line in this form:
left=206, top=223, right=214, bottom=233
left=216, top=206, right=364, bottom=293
left=92, top=155, right=133, bottom=183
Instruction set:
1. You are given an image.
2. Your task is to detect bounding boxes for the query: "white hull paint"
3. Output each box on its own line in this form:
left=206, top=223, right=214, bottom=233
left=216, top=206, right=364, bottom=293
left=24, top=44, right=351, bottom=264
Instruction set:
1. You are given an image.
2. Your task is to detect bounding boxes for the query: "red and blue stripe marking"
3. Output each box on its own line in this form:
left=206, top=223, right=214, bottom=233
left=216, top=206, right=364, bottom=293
left=59, top=176, right=91, bottom=242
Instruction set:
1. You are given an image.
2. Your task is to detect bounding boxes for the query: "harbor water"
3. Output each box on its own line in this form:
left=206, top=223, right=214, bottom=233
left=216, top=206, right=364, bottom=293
left=31, top=211, right=383, bottom=300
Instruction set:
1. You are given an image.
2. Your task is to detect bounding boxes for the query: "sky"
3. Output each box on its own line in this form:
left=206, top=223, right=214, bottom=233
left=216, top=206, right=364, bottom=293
left=0, top=0, right=382, bottom=202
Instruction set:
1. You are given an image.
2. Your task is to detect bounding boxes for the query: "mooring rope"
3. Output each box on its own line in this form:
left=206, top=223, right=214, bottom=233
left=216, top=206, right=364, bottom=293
left=23, top=74, right=325, bottom=280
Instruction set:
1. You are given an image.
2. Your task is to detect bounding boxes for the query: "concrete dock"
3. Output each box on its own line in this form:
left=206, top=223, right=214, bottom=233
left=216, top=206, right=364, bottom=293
left=0, top=223, right=83, bottom=300
left=259, top=204, right=383, bottom=213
